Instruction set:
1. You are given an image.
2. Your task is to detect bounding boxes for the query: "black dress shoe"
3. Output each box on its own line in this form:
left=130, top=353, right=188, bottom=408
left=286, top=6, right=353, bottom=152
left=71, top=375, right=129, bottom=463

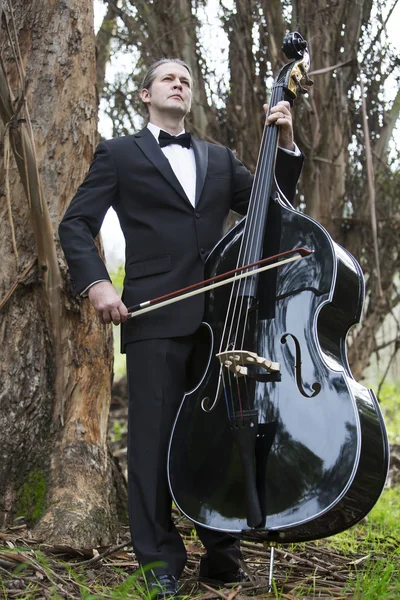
left=149, top=574, right=180, bottom=599
left=198, top=567, right=249, bottom=586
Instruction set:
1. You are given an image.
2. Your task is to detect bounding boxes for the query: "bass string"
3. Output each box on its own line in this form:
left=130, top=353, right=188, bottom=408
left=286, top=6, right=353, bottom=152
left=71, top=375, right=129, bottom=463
left=226, top=68, right=291, bottom=358
left=218, top=83, right=281, bottom=356
left=217, top=82, right=283, bottom=416
left=220, top=83, right=281, bottom=353
left=235, top=85, right=282, bottom=351
left=218, top=83, right=281, bottom=376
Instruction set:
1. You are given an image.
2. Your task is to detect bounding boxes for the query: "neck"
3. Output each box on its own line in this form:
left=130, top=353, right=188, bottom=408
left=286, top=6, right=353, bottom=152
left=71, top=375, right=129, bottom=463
left=148, top=112, right=185, bottom=135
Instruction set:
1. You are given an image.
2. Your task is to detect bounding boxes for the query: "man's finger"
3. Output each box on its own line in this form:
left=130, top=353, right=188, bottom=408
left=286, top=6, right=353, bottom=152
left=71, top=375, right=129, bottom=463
left=110, top=308, right=122, bottom=325
left=120, top=305, right=129, bottom=323
left=102, top=310, right=111, bottom=324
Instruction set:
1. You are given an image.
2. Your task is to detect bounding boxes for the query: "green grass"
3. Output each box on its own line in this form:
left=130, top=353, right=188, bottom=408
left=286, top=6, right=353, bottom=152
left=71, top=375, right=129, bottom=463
left=349, top=560, right=399, bottom=599
left=324, top=486, right=400, bottom=556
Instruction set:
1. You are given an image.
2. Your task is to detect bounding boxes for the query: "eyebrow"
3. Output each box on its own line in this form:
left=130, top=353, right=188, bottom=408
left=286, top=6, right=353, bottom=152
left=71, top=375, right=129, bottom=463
left=161, top=72, right=191, bottom=84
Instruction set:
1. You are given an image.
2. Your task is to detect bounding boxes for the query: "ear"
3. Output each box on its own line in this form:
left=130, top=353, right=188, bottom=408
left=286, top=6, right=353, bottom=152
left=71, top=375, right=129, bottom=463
left=141, top=88, right=151, bottom=105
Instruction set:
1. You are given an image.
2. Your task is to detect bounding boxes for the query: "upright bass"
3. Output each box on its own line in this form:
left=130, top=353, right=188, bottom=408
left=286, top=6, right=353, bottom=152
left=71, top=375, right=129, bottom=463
left=167, top=32, right=389, bottom=543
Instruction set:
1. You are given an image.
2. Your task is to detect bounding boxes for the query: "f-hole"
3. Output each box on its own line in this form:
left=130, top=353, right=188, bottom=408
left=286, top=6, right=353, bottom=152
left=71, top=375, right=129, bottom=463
left=281, top=333, right=321, bottom=398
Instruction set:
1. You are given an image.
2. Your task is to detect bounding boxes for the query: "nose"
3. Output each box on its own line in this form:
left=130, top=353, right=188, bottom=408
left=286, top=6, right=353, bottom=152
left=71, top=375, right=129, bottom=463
left=172, top=78, right=182, bottom=89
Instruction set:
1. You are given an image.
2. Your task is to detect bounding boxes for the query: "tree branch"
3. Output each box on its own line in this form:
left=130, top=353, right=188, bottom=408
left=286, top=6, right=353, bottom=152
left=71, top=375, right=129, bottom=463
left=96, top=2, right=118, bottom=101
left=309, top=58, right=355, bottom=76
left=360, top=0, right=399, bottom=64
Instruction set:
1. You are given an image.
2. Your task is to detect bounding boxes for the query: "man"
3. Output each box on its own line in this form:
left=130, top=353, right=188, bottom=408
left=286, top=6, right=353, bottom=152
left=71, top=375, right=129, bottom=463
left=59, top=58, right=303, bottom=599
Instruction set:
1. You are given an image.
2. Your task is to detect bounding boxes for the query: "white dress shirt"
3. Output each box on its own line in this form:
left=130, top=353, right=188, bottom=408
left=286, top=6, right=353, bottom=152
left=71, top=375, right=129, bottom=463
left=147, top=122, right=197, bottom=206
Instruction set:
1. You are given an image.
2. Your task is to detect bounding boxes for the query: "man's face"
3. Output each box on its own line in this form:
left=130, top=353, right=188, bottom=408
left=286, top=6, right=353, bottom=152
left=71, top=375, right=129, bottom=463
left=141, top=62, right=192, bottom=119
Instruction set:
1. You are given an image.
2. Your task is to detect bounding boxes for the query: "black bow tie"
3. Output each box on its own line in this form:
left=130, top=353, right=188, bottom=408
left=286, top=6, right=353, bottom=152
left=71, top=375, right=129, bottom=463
left=158, top=131, right=191, bottom=149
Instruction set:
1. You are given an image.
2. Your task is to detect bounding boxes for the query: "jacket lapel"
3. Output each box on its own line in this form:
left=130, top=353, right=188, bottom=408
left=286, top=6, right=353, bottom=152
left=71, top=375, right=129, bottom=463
left=133, top=127, right=189, bottom=203
left=191, top=137, right=208, bottom=206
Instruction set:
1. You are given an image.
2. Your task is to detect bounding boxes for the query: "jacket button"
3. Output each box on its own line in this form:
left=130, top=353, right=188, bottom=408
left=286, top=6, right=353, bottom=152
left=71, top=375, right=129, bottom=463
left=195, top=212, right=200, bottom=219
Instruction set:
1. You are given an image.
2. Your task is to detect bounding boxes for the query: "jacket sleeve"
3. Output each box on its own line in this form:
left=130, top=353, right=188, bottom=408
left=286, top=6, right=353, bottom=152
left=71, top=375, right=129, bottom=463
left=229, top=147, right=304, bottom=215
left=58, top=141, right=117, bottom=295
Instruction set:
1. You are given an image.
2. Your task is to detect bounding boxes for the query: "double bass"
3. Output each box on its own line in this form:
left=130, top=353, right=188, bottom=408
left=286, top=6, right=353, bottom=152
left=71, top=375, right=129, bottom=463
left=167, top=32, right=389, bottom=544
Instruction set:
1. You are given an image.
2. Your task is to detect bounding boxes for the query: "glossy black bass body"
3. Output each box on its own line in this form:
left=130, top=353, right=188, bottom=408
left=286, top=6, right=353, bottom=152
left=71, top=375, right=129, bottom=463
left=168, top=192, right=389, bottom=543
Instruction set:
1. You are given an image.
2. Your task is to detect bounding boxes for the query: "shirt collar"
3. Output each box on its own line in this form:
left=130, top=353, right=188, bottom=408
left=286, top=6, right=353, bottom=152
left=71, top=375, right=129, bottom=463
left=147, top=122, right=186, bottom=144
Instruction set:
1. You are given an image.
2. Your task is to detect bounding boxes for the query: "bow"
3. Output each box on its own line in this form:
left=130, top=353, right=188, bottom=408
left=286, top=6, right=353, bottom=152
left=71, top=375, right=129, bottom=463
left=158, top=131, right=191, bottom=149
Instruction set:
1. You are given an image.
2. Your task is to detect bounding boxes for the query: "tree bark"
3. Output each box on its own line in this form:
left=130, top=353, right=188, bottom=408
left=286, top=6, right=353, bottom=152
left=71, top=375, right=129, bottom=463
left=0, top=0, right=127, bottom=545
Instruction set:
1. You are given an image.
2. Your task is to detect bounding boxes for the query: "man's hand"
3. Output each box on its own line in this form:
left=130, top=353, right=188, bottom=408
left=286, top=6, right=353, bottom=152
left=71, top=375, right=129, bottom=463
left=88, top=281, right=128, bottom=325
left=264, top=101, right=294, bottom=151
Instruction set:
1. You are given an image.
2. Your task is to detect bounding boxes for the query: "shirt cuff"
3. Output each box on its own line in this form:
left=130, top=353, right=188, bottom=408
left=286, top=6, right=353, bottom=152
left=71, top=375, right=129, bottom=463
left=81, top=280, right=109, bottom=297
left=279, top=142, right=301, bottom=157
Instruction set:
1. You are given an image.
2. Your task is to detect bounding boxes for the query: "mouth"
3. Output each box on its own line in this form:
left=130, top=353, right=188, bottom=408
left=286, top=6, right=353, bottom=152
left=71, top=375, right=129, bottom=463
left=169, top=94, right=183, bottom=100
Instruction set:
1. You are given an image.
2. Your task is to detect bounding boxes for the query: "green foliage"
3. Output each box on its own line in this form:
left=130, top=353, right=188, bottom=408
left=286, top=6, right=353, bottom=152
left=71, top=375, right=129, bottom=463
left=378, top=382, right=400, bottom=443
left=110, top=264, right=127, bottom=380
left=15, top=468, right=47, bottom=525
left=111, top=264, right=125, bottom=295
left=111, top=419, right=127, bottom=443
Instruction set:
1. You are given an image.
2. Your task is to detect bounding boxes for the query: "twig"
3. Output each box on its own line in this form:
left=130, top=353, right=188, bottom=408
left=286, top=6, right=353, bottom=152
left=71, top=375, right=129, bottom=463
left=274, top=548, right=348, bottom=582
left=312, top=156, right=345, bottom=167
left=360, top=0, right=399, bottom=64
left=374, top=336, right=400, bottom=353
left=360, top=75, right=382, bottom=298
left=71, top=540, right=132, bottom=567
left=199, top=581, right=232, bottom=599
left=226, top=588, right=242, bottom=600
left=309, top=58, right=355, bottom=76
left=0, top=559, right=18, bottom=570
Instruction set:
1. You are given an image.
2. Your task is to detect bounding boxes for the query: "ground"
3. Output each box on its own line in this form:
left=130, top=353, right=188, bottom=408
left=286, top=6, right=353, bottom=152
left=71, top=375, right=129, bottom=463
left=1, top=382, right=399, bottom=599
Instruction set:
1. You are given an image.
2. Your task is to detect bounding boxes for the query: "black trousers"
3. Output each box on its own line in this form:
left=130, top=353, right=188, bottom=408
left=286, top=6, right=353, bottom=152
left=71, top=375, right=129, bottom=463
left=126, top=336, right=241, bottom=579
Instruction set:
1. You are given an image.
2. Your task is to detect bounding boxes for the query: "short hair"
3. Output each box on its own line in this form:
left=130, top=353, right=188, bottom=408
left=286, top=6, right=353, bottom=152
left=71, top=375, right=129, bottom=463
left=141, top=58, right=193, bottom=92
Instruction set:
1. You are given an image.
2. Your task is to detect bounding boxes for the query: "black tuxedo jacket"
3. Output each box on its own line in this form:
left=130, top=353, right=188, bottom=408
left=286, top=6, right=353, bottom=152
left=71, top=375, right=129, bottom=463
left=59, top=127, right=303, bottom=348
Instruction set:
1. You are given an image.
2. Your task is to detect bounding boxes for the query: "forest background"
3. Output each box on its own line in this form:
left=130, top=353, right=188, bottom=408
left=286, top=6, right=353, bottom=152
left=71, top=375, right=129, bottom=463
left=0, top=0, right=400, bottom=597
left=95, top=0, right=400, bottom=386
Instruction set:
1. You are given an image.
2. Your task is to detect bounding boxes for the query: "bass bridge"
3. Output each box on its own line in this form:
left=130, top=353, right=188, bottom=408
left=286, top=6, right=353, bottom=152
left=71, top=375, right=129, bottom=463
left=216, top=350, right=281, bottom=383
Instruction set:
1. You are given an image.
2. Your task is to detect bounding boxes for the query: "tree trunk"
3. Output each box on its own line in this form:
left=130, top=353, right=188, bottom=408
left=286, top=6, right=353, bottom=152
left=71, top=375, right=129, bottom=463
left=0, top=0, right=127, bottom=545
